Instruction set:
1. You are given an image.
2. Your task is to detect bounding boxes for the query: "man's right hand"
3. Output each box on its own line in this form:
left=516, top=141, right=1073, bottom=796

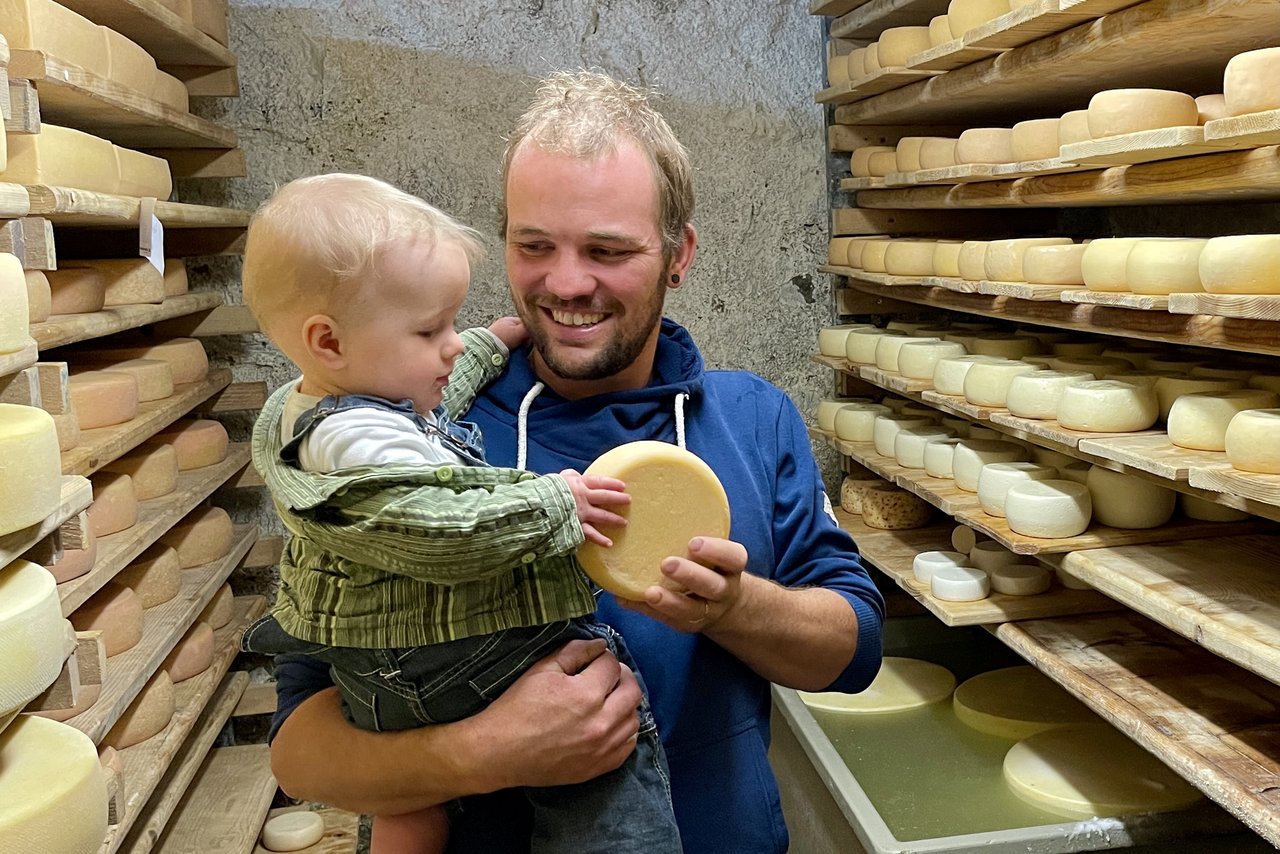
left=480, top=638, right=643, bottom=790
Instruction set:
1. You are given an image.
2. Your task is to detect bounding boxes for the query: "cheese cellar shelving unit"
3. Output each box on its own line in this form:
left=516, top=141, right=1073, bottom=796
left=0, top=2, right=277, bottom=852
left=795, top=0, right=1280, bottom=849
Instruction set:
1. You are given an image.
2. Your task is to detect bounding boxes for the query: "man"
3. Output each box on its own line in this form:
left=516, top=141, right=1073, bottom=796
left=264, top=71, right=884, bottom=853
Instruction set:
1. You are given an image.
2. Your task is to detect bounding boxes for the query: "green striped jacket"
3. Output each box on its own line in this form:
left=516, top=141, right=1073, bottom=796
left=251, top=328, right=596, bottom=648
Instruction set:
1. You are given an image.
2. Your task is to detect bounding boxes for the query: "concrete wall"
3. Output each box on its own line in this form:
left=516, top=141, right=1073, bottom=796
left=184, top=1, right=841, bottom=591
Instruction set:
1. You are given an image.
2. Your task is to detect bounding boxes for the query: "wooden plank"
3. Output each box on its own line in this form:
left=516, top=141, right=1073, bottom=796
left=921, top=274, right=982, bottom=294
left=987, top=411, right=1163, bottom=450
left=1077, top=433, right=1226, bottom=481
left=989, top=156, right=1090, bottom=178
left=165, top=65, right=237, bottom=98
left=153, top=304, right=258, bottom=337
left=152, top=744, right=277, bottom=854
left=1189, top=464, right=1280, bottom=514
left=994, top=612, right=1280, bottom=846
left=145, top=148, right=247, bottom=180
left=231, top=683, right=277, bottom=719
left=858, top=363, right=933, bottom=394
left=831, top=206, right=1056, bottom=236
left=828, top=124, right=968, bottom=154
left=0, top=182, right=31, bottom=218
left=0, top=366, right=43, bottom=406
left=0, top=476, right=91, bottom=567
left=978, top=279, right=1085, bottom=301
left=8, top=50, right=237, bottom=150
left=1204, top=108, right=1280, bottom=148
left=18, top=216, right=55, bottom=269
left=835, top=0, right=1280, bottom=126
left=841, top=177, right=887, bottom=191
left=1062, top=536, right=1280, bottom=686
left=831, top=0, right=949, bottom=38
left=964, top=0, right=1143, bottom=51
left=60, top=369, right=232, bottom=476
left=919, top=389, right=1003, bottom=422
left=58, top=444, right=251, bottom=615
left=0, top=339, right=38, bottom=378
left=26, top=187, right=250, bottom=228
left=1167, top=293, right=1280, bottom=320
left=817, top=68, right=940, bottom=105
left=55, top=0, right=236, bottom=69
left=907, top=40, right=999, bottom=72
left=241, top=535, right=281, bottom=570
left=1060, top=125, right=1246, bottom=167
left=887, top=163, right=1003, bottom=186
left=812, top=0, right=871, bottom=15
left=1061, top=289, right=1170, bottom=310
left=62, top=526, right=256, bottom=744
left=190, top=0, right=230, bottom=47
left=36, top=362, right=70, bottom=414
left=197, top=382, right=268, bottom=414
left=31, top=293, right=223, bottom=350
left=251, top=807, right=359, bottom=854
left=8, top=78, right=40, bottom=133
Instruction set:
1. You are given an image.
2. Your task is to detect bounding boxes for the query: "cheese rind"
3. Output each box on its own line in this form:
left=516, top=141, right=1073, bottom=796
left=894, top=427, right=954, bottom=469
left=861, top=483, right=932, bottom=530
left=962, top=359, right=1037, bottom=407
left=883, top=241, right=937, bottom=277
left=1005, top=370, right=1092, bottom=420
left=1081, top=238, right=1143, bottom=292
left=261, top=811, right=327, bottom=852
left=1011, top=118, right=1062, bottom=162
left=69, top=582, right=144, bottom=657
left=989, top=562, right=1052, bottom=596
left=47, top=267, right=106, bottom=315
left=0, top=560, right=76, bottom=730
left=87, top=471, right=139, bottom=537
left=933, top=354, right=1002, bottom=396
left=1154, top=376, right=1244, bottom=421
left=77, top=337, right=208, bottom=385
left=158, top=506, right=234, bottom=568
left=200, top=583, right=235, bottom=629
left=1023, top=244, right=1088, bottom=285
left=25, top=270, right=51, bottom=324
left=976, top=462, right=1057, bottom=517
left=918, top=137, right=958, bottom=169
left=875, top=333, right=939, bottom=372
left=969, top=540, right=1022, bottom=574
left=932, top=241, right=964, bottom=277
left=96, top=358, right=175, bottom=402
left=818, top=397, right=871, bottom=432
left=1223, top=47, right=1280, bottom=117
left=1057, top=110, right=1091, bottom=146
left=1, top=124, right=119, bottom=194
left=1195, top=93, right=1229, bottom=124
left=578, top=442, right=730, bottom=600
left=1179, top=493, right=1249, bottom=522
left=1199, top=235, right=1280, bottom=294
left=1086, top=466, right=1176, bottom=529
left=947, top=0, right=1011, bottom=37
left=1226, top=409, right=1280, bottom=474
left=894, top=138, right=929, bottom=173
left=954, top=666, right=1095, bottom=740
left=148, top=418, right=230, bottom=469
left=897, top=340, right=967, bottom=380
left=1126, top=238, right=1207, bottom=295
left=68, top=370, right=139, bottom=429
left=101, top=670, right=174, bottom=749
left=1168, top=389, right=1279, bottom=451
left=930, top=564, right=990, bottom=601
left=114, top=146, right=173, bottom=200
left=162, top=621, right=214, bottom=682
left=1086, top=89, right=1198, bottom=138
left=983, top=238, right=1073, bottom=283
left=0, top=404, right=63, bottom=536
left=928, top=14, right=953, bottom=45
left=43, top=524, right=96, bottom=584
left=912, top=550, right=969, bottom=584
left=0, top=254, right=31, bottom=355
left=957, top=241, right=990, bottom=282
left=952, top=439, right=1029, bottom=492
left=152, top=70, right=191, bottom=112
left=924, top=438, right=965, bottom=479
left=800, top=657, right=954, bottom=714
left=839, top=475, right=882, bottom=514
left=955, top=128, right=1014, bottom=165
left=1047, top=355, right=1129, bottom=377
left=818, top=324, right=871, bottom=357
left=845, top=328, right=892, bottom=364
left=833, top=402, right=892, bottom=443
left=873, top=414, right=934, bottom=457
left=967, top=334, right=1040, bottom=360
left=1004, top=479, right=1092, bottom=539
left=1057, top=380, right=1158, bottom=432
left=877, top=27, right=932, bottom=68
left=114, top=543, right=181, bottom=608
left=851, top=147, right=896, bottom=178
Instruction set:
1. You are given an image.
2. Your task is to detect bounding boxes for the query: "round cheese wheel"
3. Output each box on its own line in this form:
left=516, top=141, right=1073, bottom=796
left=1189, top=365, right=1258, bottom=382
left=261, top=811, right=327, bottom=852
left=163, top=259, right=189, bottom=297
left=863, top=43, right=882, bottom=75
left=878, top=26, right=932, bottom=68
left=1195, top=93, right=1230, bottom=124
left=1006, top=370, right=1093, bottom=420
left=861, top=483, right=932, bottom=530
left=873, top=414, right=934, bottom=457
left=918, top=137, right=959, bottom=169
left=818, top=324, right=871, bottom=357
left=833, top=402, right=893, bottom=442
left=851, top=146, right=896, bottom=178
left=1226, top=409, right=1280, bottom=474
left=950, top=525, right=982, bottom=555
left=930, top=564, right=990, bottom=601
left=947, top=0, right=1010, bottom=37
left=77, top=338, right=208, bottom=385
left=860, top=240, right=895, bottom=273
left=162, top=621, right=214, bottom=682
left=1029, top=446, right=1075, bottom=470
left=867, top=151, right=899, bottom=178
left=1051, top=340, right=1106, bottom=358
left=969, top=540, right=1022, bottom=574
left=148, top=418, right=230, bottom=470
left=912, top=550, right=970, bottom=584
left=1011, top=119, right=1062, bottom=162
left=102, top=670, right=174, bottom=749
left=827, top=237, right=855, bottom=267
left=25, top=270, right=51, bottom=324
left=1154, top=376, right=1244, bottom=420
left=70, top=582, right=144, bottom=657
left=102, top=442, right=179, bottom=501
left=0, top=560, right=77, bottom=730
left=990, top=562, right=1052, bottom=596
left=1179, top=493, right=1249, bottom=522
left=839, top=475, right=881, bottom=514
left=1126, top=238, right=1207, bottom=295
left=1168, top=389, right=1279, bottom=451
left=924, top=438, right=965, bottom=479
left=1057, top=461, right=1092, bottom=484
left=199, top=583, right=235, bottom=630
left=1048, top=355, right=1132, bottom=377
left=1057, top=381, right=1158, bottom=432
left=818, top=396, right=871, bottom=432
left=1224, top=47, right=1280, bottom=116
left=952, top=439, right=1029, bottom=492
left=1058, top=109, right=1092, bottom=146
left=894, top=427, right=955, bottom=469
left=0, top=715, right=108, bottom=853
left=984, top=238, right=1074, bottom=283
left=799, top=657, right=955, bottom=714
left=44, top=525, right=97, bottom=584
left=47, top=267, right=106, bottom=315
left=933, top=355, right=1003, bottom=395
left=1081, top=238, right=1143, bottom=292
left=115, top=544, right=181, bottom=608
left=827, top=52, right=850, bottom=86
left=159, top=506, right=234, bottom=568
left=890, top=138, right=925, bottom=174
left=1086, top=89, right=1198, bottom=138
left=578, top=441, right=730, bottom=600
left=957, top=241, right=991, bottom=281
left=1086, top=466, right=1176, bottom=529
left=967, top=333, right=1040, bottom=360
left=1057, top=567, right=1092, bottom=590
left=962, top=359, right=1037, bottom=407
left=879, top=334, right=941, bottom=373
left=928, top=14, right=954, bottom=45
left=1004, top=479, right=1092, bottom=539
left=28, top=682, right=101, bottom=724
left=954, top=666, right=1096, bottom=740
left=1108, top=368, right=1181, bottom=389
left=53, top=408, right=80, bottom=452
left=897, top=340, right=967, bottom=380
left=956, top=128, right=1014, bottom=165
left=845, top=328, right=891, bottom=365
left=931, top=241, right=964, bottom=277
left=68, top=370, right=139, bottom=430
left=1003, top=723, right=1202, bottom=819
left=87, top=471, right=139, bottom=537
left=1023, top=244, right=1088, bottom=285
left=0, top=405, right=63, bottom=537
left=98, top=358, right=175, bottom=402
left=883, top=241, right=937, bottom=277
left=977, top=461, right=1057, bottom=517
left=1199, top=235, right=1280, bottom=294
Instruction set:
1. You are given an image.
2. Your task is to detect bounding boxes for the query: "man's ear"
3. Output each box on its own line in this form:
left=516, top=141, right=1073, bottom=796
left=302, top=314, right=345, bottom=369
left=668, top=224, right=698, bottom=290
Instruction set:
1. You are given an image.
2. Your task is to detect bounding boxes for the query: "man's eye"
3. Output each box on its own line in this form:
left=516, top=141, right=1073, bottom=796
left=517, top=243, right=550, bottom=254
left=593, top=247, right=628, bottom=259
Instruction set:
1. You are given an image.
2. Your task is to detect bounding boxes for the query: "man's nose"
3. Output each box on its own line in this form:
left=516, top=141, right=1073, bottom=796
left=544, top=252, right=596, bottom=301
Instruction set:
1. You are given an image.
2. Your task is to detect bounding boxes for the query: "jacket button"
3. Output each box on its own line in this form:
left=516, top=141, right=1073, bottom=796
left=521, top=552, right=537, bottom=564
left=517, top=472, right=535, bottom=482
left=435, top=466, right=454, bottom=482
left=491, top=353, right=505, bottom=366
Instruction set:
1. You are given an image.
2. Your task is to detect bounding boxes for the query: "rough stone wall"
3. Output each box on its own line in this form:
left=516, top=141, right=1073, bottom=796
left=182, top=1, right=841, bottom=594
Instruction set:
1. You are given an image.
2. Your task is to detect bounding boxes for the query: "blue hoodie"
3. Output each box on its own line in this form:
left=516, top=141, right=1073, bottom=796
left=465, top=318, right=885, bottom=853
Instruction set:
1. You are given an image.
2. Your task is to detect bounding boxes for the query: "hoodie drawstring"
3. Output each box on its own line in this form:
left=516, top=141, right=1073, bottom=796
left=675, top=392, right=689, bottom=450
left=516, top=383, right=691, bottom=468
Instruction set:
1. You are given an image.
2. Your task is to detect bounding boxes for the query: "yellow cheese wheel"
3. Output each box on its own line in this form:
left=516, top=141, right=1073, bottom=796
left=87, top=471, right=139, bottom=537
left=77, top=337, right=208, bottom=385
left=955, top=128, right=1014, bottom=165
left=1168, top=389, right=1279, bottom=451
left=577, top=442, right=731, bottom=601
left=1223, top=47, right=1280, bottom=117
left=53, top=406, right=80, bottom=451
left=159, top=505, right=234, bottom=568
left=1, top=124, right=119, bottom=194
left=0, top=715, right=108, bottom=854
left=1126, top=238, right=1207, bottom=295
left=928, top=14, right=953, bottom=45
left=199, top=582, right=235, bottom=629
left=47, top=267, right=106, bottom=315
left=845, top=327, right=891, bottom=364
left=1199, top=235, right=1280, bottom=294
left=833, top=402, right=892, bottom=442
left=70, top=582, right=144, bottom=657
left=826, top=52, right=850, bottom=87
left=94, top=358, right=175, bottom=402
left=894, top=137, right=929, bottom=173
left=1023, top=244, right=1088, bottom=285
left=113, top=146, right=173, bottom=200
left=983, top=238, right=1073, bottom=283
left=25, top=270, right=51, bottom=324
left=850, top=146, right=896, bottom=178
left=1195, top=93, right=1230, bottom=124
left=1010, top=118, right=1061, bottom=162
left=957, top=241, right=990, bottom=281
left=148, top=418, right=230, bottom=469
left=1081, top=238, right=1143, bottom=291
left=115, top=543, right=182, bottom=608
left=101, top=670, right=174, bottom=749
left=163, top=258, right=189, bottom=296
left=947, top=0, right=1009, bottom=37
left=875, top=333, right=939, bottom=372
left=0, top=560, right=76, bottom=731
left=162, top=620, right=214, bottom=682
left=827, top=237, right=854, bottom=267
left=0, top=253, right=30, bottom=354
left=152, top=71, right=191, bottom=113
left=817, top=323, right=871, bottom=357
left=67, top=259, right=164, bottom=307
left=102, top=25, right=156, bottom=94
left=1086, top=466, right=1176, bottom=529
left=0, top=0, right=112, bottom=77
left=1226, top=409, right=1280, bottom=474
left=918, top=137, right=958, bottom=169
left=1086, top=89, right=1198, bottom=138
left=0, top=404, right=62, bottom=536
left=954, top=666, right=1096, bottom=740
left=1057, top=110, right=1091, bottom=146
left=883, top=241, right=937, bottom=277
left=877, top=26, right=932, bottom=68
left=932, top=241, right=964, bottom=277
left=102, top=442, right=179, bottom=500
left=800, top=657, right=954, bottom=713
left=68, top=370, right=139, bottom=429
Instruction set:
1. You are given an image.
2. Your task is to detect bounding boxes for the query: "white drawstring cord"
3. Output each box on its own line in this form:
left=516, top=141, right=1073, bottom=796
left=516, top=381, right=544, bottom=470
left=675, top=392, right=689, bottom=450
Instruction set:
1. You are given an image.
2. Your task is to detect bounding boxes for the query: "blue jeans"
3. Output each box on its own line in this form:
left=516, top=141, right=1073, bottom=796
left=243, top=615, right=681, bottom=853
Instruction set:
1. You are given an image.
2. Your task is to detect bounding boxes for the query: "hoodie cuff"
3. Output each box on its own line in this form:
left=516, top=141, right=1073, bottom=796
left=825, top=592, right=884, bottom=695
left=532, top=472, right=586, bottom=554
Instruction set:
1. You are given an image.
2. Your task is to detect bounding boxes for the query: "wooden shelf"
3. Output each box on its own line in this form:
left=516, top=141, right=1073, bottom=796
left=32, top=293, right=224, bottom=351
left=833, top=0, right=1280, bottom=126
left=1059, top=125, right=1245, bottom=167
left=150, top=743, right=276, bottom=854
left=830, top=0, right=948, bottom=38
left=54, top=0, right=237, bottom=72
left=59, top=368, right=233, bottom=477
left=1059, top=537, right=1280, bottom=688
left=813, top=0, right=872, bottom=16
left=1205, top=108, right=1280, bottom=148
left=251, top=807, right=359, bottom=854
left=58, top=444, right=252, bottom=616
left=0, top=183, right=32, bottom=218
left=994, top=612, right=1280, bottom=846
left=10, top=49, right=237, bottom=150
left=1168, top=293, right=1280, bottom=321
left=112, top=596, right=268, bottom=854
left=27, top=187, right=250, bottom=229
left=818, top=68, right=940, bottom=105
left=838, top=509, right=1116, bottom=625
left=0, top=339, right=38, bottom=378
left=62, top=524, right=257, bottom=744
left=0, top=475, right=92, bottom=567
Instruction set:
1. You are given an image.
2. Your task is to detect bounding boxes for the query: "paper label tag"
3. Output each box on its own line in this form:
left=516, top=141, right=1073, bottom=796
left=138, top=197, right=165, bottom=275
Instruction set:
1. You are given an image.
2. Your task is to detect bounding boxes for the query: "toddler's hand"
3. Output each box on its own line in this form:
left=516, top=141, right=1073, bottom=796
left=489, top=316, right=528, bottom=350
left=560, top=469, right=630, bottom=547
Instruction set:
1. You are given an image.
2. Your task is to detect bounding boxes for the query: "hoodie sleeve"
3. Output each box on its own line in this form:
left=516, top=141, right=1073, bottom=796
left=769, top=394, right=885, bottom=694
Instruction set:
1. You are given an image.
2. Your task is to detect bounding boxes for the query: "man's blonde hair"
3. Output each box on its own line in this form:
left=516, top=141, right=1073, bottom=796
left=243, top=173, right=483, bottom=343
left=501, top=71, right=694, bottom=259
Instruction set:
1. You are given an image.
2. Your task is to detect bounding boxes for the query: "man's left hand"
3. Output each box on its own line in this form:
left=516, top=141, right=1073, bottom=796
left=619, top=536, right=748, bottom=633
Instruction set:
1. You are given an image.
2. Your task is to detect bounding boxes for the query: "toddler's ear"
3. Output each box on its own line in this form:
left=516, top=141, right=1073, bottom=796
left=302, top=314, right=345, bottom=366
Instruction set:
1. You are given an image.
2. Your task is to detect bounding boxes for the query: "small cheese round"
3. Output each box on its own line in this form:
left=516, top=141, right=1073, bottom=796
left=199, top=583, right=235, bottom=630
left=1199, top=235, right=1280, bottom=294
left=164, top=259, right=189, bottom=297
left=954, top=666, right=1096, bottom=739
left=0, top=405, right=63, bottom=537
left=845, top=329, right=892, bottom=366
left=839, top=475, right=882, bottom=514
left=1004, top=479, right=1092, bottom=539
left=931, top=241, right=965, bottom=277
left=148, top=418, right=230, bottom=470
left=956, top=128, right=1015, bottom=165
left=861, top=240, right=895, bottom=273
left=44, top=525, right=97, bottom=584
left=162, top=621, right=214, bottom=683
left=1226, top=409, right=1280, bottom=474
left=159, top=506, right=234, bottom=568
left=875, top=333, right=936, bottom=372
left=1006, top=370, right=1093, bottom=420
left=1168, top=389, right=1279, bottom=451
left=1057, top=381, right=1158, bottom=432
left=977, top=462, right=1058, bottom=517
left=950, top=525, right=982, bottom=555
left=818, top=324, right=871, bottom=357
left=918, top=137, right=959, bottom=169
left=1058, top=109, right=1092, bottom=146
left=1223, top=47, right=1280, bottom=117
left=818, top=396, right=871, bottom=432
left=799, top=657, right=955, bottom=714
left=877, top=27, right=932, bottom=68
left=1023, top=244, right=1088, bottom=285
left=1003, top=723, right=1203, bottom=819
left=25, top=270, right=51, bottom=324
left=953, top=439, right=1030, bottom=492
left=578, top=442, right=730, bottom=600
left=873, top=414, right=935, bottom=457
left=102, top=442, right=179, bottom=501
left=1179, top=493, right=1249, bottom=522
left=969, top=540, right=1022, bottom=574
left=1081, top=238, right=1143, bottom=292
left=261, top=811, right=327, bottom=852
left=990, top=562, right=1052, bottom=596
left=115, top=544, right=182, bottom=608
left=827, top=53, right=851, bottom=86
left=933, top=355, right=1004, bottom=396
left=828, top=237, right=855, bottom=267
left=912, top=550, right=969, bottom=584
left=1086, top=89, right=1198, bottom=138
left=967, top=333, right=1040, bottom=360
left=928, top=14, right=954, bottom=45
left=47, top=267, right=106, bottom=315
left=68, top=371, right=139, bottom=430
left=895, top=427, right=955, bottom=469
left=102, top=671, right=174, bottom=750
left=947, top=0, right=1011, bottom=37
left=97, top=358, right=175, bottom=402
left=1154, top=376, right=1244, bottom=421
left=1086, top=466, right=1176, bottom=529
left=924, top=438, right=965, bottom=479
left=70, top=582, right=144, bottom=657
left=0, top=715, right=109, bottom=853
left=861, top=483, right=932, bottom=530
left=1126, top=238, right=1207, bottom=295
left=863, top=43, right=882, bottom=75
left=957, top=241, right=991, bottom=282
left=895, top=138, right=929, bottom=173
left=851, top=146, right=896, bottom=178
left=1010, top=118, right=1062, bottom=162
left=930, top=564, right=990, bottom=601
left=883, top=241, right=938, bottom=277
left=1048, top=355, right=1131, bottom=377
left=87, top=471, right=139, bottom=537
left=962, top=359, right=1038, bottom=407
left=867, top=151, right=899, bottom=178
left=77, top=338, right=209, bottom=386
left=834, top=402, right=893, bottom=442
left=1051, top=340, right=1106, bottom=358
left=1195, top=93, right=1230, bottom=124
left=984, top=238, right=1074, bottom=283
left=897, top=340, right=968, bottom=380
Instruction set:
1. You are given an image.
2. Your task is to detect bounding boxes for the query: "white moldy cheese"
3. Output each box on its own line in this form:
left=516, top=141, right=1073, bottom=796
left=930, top=564, right=989, bottom=601
left=0, top=560, right=76, bottom=731
left=1005, top=370, right=1093, bottom=420
left=962, top=359, right=1037, bottom=407
left=1086, top=466, right=1176, bottom=529
left=1199, top=235, right=1280, bottom=294
left=1004, top=479, right=1092, bottom=539
left=1057, top=380, right=1158, bottom=432
left=0, top=254, right=31, bottom=354
left=834, top=402, right=892, bottom=443
left=1126, top=238, right=1207, bottom=295
left=1226, top=409, right=1280, bottom=474
left=912, top=550, right=969, bottom=584
left=976, top=461, right=1057, bottom=517
left=1168, top=389, right=1279, bottom=451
